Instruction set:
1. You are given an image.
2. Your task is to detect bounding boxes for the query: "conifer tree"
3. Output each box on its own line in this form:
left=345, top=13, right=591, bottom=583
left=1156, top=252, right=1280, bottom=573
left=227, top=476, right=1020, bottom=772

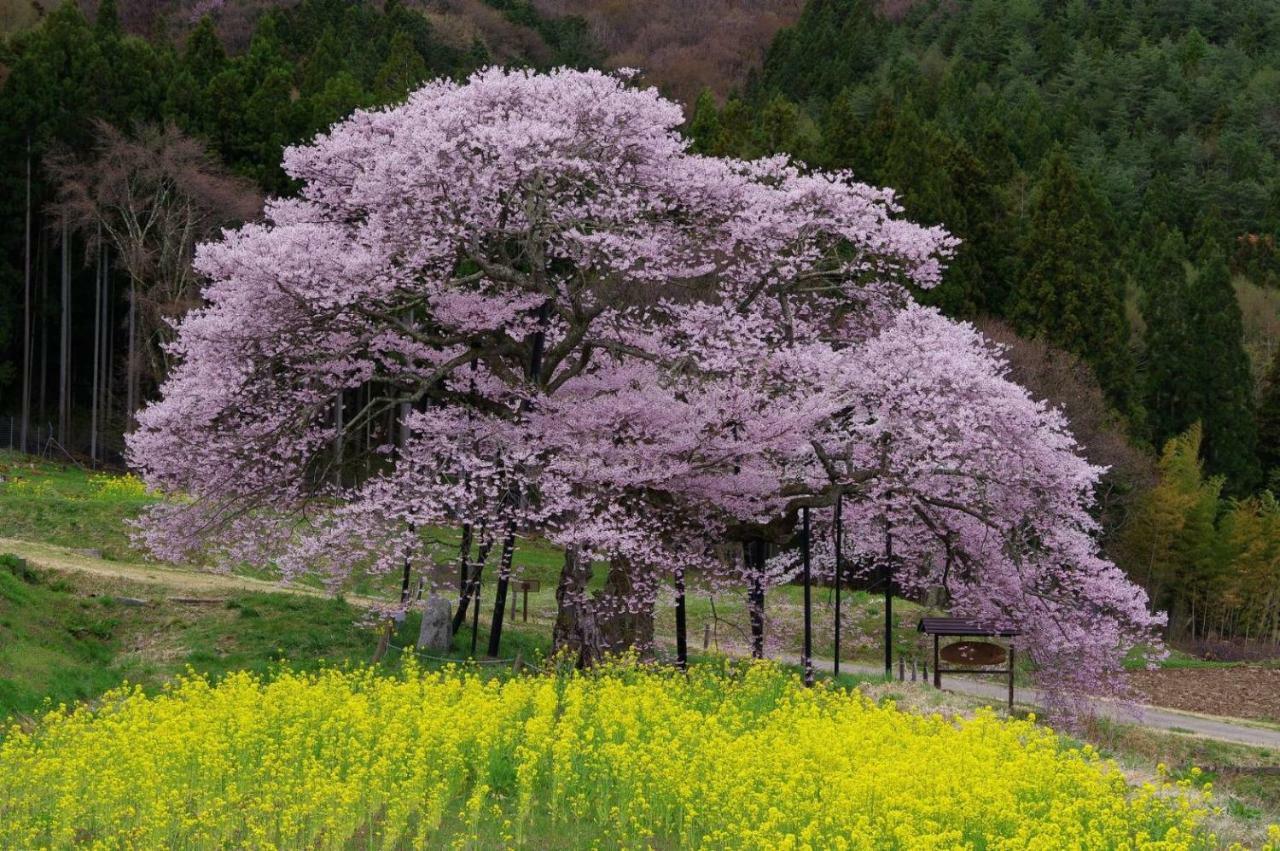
left=1188, top=245, right=1258, bottom=487
left=373, top=31, right=429, bottom=104
left=1009, top=149, right=1134, bottom=409
left=94, top=0, right=120, bottom=38
left=1143, top=227, right=1257, bottom=487
left=1142, top=226, right=1195, bottom=443
left=686, top=89, right=721, bottom=155
left=1257, top=345, right=1280, bottom=483
left=184, top=16, right=227, bottom=84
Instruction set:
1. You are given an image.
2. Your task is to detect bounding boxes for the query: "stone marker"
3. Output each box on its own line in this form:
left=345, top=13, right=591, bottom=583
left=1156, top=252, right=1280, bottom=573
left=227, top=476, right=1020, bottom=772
left=416, top=595, right=453, bottom=652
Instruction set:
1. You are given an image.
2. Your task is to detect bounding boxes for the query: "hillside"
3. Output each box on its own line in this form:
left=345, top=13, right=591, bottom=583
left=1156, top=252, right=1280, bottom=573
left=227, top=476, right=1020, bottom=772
left=694, top=0, right=1280, bottom=483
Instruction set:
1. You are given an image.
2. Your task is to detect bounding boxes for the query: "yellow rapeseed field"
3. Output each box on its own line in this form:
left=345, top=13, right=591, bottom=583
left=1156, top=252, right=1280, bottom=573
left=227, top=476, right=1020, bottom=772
left=0, top=660, right=1269, bottom=849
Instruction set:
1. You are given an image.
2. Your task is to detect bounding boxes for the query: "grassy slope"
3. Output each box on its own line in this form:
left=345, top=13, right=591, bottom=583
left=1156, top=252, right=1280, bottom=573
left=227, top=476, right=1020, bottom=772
left=0, top=453, right=555, bottom=718
left=0, top=552, right=550, bottom=719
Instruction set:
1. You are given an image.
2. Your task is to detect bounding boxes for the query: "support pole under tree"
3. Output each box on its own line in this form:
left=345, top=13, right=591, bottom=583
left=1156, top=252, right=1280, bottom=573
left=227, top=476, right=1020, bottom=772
left=675, top=567, right=687, bottom=670
left=470, top=579, right=481, bottom=657
left=884, top=526, right=894, bottom=679
left=802, top=506, right=813, bottom=686
left=833, top=493, right=843, bottom=677
left=933, top=633, right=940, bottom=689
left=1008, top=643, right=1015, bottom=713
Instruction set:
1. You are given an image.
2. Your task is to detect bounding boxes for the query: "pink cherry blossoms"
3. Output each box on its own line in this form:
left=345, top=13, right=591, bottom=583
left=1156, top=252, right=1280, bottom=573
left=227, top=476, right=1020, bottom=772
left=128, top=67, right=1163, bottom=711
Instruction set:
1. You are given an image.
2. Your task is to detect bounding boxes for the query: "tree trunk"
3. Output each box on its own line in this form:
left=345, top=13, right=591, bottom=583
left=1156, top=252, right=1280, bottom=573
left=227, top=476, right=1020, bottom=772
left=595, top=558, right=655, bottom=658
left=486, top=521, right=517, bottom=657
left=745, top=540, right=766, bottom=658
left=457, top=522, right=473, bottom=595
left=551, top=547, right=603, bottom=667
left=452, top=535, right=493, bottom=635
left=20, top=144, right=32, bottom=453
left=126, top=277, right=138, bottom=428
left=38, top=231, right=48, bottom=429
left=59, top=219, right=69, bottom=447
left=332, top=391, right=344, bottom=486
left=103, top=262, right=114, bottom=447
left=91, top=238, right=102, bottom=465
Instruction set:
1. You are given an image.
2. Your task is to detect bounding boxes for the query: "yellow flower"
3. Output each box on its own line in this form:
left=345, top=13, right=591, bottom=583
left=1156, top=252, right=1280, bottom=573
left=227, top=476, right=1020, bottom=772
left=0, top=661, right=1223, bottom=849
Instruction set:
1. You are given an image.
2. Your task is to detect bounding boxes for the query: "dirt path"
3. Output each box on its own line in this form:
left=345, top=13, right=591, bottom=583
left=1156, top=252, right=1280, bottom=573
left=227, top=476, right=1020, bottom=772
left=0, top=537, right=388, bottom=609
left=799, top=652, right=1280, bottom=750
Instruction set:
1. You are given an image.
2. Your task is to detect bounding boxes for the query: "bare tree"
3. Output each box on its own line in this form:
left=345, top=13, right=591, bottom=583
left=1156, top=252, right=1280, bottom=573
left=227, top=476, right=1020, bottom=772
left=47, top=121, right=261, bottom=426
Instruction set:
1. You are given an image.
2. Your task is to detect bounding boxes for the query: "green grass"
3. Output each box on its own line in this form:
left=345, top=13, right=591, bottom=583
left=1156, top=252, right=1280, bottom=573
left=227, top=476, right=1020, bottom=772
left=0, top=450, right=574, bottom=595
left=0, top=453, right=155, bottom=560
left=0, top=552, right=547, bottom=719
left=1123, top=644, right=1243, bottom=671
left=1077, top=715, right=1280, bottom=848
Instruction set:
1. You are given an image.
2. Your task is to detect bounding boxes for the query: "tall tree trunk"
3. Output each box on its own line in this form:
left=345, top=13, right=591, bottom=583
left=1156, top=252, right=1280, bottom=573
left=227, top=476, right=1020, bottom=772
left=452, top=534, right=493, bottom=636
left=103, top=263, right=114, bottom=449
left=59, top=219, right=69, bottom=447
left=551, top=547, right=604, bottom=667
left=457, top=522, right=473, bottom=595
left=20, top=144, right=32, bottom=453
left=674, top=567, right=687, bottom=669
left=38, top=231, right=48, bottom=430
left=91, top=238, right=102, bottom=465
left=100, top=248, right=112, bottom=456
left=486, top=521, right=517, bottom=657
left=126, top=276, right=138, bottom=428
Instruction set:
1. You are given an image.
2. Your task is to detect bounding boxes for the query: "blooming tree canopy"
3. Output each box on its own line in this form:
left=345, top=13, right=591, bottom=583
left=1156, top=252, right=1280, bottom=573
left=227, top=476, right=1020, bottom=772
left=128, top=67, right=1162, bottom=708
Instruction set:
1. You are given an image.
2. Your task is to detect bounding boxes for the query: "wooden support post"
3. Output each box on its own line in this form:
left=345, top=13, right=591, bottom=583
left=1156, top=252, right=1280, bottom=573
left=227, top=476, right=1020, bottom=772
left=898, top=657, right=904, bottom=681
left=884, top=529, right=893, bottom=679
left=522, top=583, right=529, bottom=622
left=674, top=568, right=688, bottom=670
left=833, top=493, right=842, bottom=678
left=933, top=635, right=941, bottom=688
left=802, top=506, right=813, bottom=686
left=1008, top=643, right=1015, bottom=713
left=470, top=585, right=481, bottom=657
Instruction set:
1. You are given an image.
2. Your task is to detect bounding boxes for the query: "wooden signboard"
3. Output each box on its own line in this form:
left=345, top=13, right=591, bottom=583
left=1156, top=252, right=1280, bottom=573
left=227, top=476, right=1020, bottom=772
left=939, top=640, right=1007, bottom=667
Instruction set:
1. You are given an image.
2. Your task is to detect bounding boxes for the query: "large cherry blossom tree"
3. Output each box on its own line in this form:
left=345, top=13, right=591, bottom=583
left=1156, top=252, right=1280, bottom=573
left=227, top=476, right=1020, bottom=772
left=128, top=67, right=1162, bottom=710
